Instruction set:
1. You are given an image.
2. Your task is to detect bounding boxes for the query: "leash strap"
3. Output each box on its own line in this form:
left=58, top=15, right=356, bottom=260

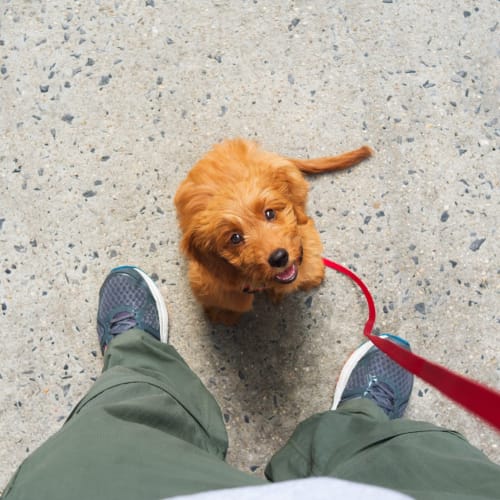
left=323, top=257, right=500, bottom=431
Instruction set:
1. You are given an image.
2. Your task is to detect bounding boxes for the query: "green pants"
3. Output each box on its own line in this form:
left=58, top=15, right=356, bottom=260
left=3, top=330, right=499, bottom=499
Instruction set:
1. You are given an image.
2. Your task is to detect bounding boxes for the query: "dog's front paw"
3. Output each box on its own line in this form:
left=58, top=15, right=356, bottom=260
left=205, top=307, right=243, bottom=326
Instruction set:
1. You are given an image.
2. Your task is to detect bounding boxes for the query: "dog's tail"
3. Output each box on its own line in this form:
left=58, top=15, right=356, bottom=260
left=288, top=146, right=373, bottom=174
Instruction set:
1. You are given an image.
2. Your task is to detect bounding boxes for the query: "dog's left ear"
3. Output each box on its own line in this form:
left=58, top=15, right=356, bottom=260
left=182, top=225, right=242, bottom=282
left=273, top=165, right=310, bottom=224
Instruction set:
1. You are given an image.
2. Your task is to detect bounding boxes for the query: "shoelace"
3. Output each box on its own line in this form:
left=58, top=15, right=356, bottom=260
left=364, top=376, right=395, bottom=416
left=110, top=311, right=137, bottom=336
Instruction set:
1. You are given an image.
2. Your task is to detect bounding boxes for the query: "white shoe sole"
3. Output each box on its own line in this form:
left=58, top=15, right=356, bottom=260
left=331, top=339, right=374, bottom=410
left=131, top=267, right=169, bottom=344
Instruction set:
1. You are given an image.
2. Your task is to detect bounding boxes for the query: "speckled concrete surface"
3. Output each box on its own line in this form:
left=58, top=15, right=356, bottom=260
left=1, top=0, right=499, bottom=490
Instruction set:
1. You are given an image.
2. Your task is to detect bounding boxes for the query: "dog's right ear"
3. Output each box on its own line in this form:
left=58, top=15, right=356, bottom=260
left=181, top=227, right=240, bottom=281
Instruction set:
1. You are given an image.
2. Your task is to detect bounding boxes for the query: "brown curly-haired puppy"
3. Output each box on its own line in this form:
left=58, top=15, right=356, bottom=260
left=174, top=139, right=372, bottom=325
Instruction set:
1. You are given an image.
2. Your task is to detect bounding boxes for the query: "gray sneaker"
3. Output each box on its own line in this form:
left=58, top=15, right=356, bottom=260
left=97, top=266, right=169, bottom=353
left=332, top=334, right=413, bottom=419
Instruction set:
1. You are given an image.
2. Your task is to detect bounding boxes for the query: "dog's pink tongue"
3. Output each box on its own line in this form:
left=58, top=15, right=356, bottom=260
left=277, top=264, right=296, bottom=281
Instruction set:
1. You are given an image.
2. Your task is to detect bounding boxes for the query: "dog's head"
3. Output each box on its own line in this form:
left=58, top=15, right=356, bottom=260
left=174, top=139, right=311, bottom=290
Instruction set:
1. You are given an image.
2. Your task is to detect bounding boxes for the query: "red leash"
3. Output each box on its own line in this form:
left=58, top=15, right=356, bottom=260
left=323, top=256, right=500, bottom=431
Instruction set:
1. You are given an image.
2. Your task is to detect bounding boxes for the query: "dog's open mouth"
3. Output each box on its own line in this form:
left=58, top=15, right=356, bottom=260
left=274, top=262, right=298, bottom=284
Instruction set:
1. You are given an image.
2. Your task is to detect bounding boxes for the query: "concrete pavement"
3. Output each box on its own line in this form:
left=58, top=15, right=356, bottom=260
left=1, top=0, right=498, bottom=489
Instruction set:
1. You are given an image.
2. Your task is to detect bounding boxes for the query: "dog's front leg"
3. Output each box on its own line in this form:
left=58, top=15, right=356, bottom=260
left=188, top=263, right=254, bottom=324
left=203, top=290, right=254, bottom=325
left=204, top=306, right=246, bottom=326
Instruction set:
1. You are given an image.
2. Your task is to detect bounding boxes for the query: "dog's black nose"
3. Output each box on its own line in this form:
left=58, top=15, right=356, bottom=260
left=268, top=248, right=289, bottom=268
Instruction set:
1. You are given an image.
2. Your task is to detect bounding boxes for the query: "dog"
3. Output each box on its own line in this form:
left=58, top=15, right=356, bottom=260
left=174, top=139, right=372, bottom=325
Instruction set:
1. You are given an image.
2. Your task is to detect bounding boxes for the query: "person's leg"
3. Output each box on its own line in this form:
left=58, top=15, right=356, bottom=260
left=4, top=267, right=264, bottom=500
left=266, top=335, right=500, bottom=500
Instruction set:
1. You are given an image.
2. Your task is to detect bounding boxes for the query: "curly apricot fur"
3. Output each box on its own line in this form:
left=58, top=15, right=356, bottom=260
left=174, top=138, right=372, bottom=324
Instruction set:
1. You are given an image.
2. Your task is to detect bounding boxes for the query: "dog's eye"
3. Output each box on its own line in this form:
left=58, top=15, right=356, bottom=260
left=264, top=209, right=276, bottom=221
left=230, top=233, right=244, bottom=245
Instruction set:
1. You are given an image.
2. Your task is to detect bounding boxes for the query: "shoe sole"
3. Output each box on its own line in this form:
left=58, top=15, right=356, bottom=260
left=331, top=334, right=410, bottom=410
left=112, top=265, right=169, bottom=344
